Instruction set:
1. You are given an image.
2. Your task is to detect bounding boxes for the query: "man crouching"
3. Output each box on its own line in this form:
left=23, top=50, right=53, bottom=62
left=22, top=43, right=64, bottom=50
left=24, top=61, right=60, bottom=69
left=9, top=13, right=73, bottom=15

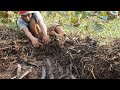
left=17, top=11, right=65, bottom=47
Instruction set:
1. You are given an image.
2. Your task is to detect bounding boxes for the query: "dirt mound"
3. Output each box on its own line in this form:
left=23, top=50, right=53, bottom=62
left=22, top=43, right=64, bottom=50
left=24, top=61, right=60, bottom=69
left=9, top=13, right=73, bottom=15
left=0, top=26, right=120, bottom=79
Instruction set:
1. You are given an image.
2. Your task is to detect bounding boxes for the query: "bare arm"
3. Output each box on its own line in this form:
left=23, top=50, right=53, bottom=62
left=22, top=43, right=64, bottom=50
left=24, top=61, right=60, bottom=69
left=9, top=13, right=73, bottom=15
left=38, top=20, right=48, bottom=36
left=22, top=27, right=36, bottom=41
left=22, top=27, right=41, bottom=47
left=34, top=11, right=50, bottom=44
left=37, top=19, right=50, bottom=44
left=34, top=11, right=48, bottom=36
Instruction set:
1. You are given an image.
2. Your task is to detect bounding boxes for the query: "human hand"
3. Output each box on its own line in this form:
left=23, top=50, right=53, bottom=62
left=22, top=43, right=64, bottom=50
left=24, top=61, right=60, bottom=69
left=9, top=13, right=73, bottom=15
left=31, top=37, right=42, bottom=47
left=42, top=35, right=50, bottom=44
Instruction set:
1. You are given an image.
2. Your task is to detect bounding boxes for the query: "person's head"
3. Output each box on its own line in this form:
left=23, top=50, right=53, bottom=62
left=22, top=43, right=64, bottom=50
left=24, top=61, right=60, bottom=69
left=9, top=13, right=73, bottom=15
left=18, top=11, right=33, bottom=22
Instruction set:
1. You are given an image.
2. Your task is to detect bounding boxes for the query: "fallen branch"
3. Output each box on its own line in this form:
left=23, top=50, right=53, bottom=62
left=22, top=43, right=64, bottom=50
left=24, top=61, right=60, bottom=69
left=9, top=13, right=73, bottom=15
left=0, top=46, right=12, bottom=51
left=73, top=65, right=81, bottom=79
left=88, top=65, right=96, bottom=79
left=11, top=76, right=17, bottom=79
left=46, top=58, right=54, bottom=79
left=27, top=61, right=39, bottom=68
left=68, top=52, right=74, bottom=71
left=58, top=64, right=64, bottom=75
left=16, top=40, right=29, bottom=43
left=70, top=75, right=76, bottom=79
left=59, top=68, right=69, bottom=79
left=86, top=64, right=96, bottom=79
left=69, top=52, right=74, bottom=59
left=19, top=67, right=33, bottom=79
left=17, top=64, right=22, bottom=78
left=11, top=64, right=22, bottom=79
left=17, top=56, right=38, bottom=68
left=41, top=66, right=46, bottom=79
left=59, top=73, right=68, bottom=79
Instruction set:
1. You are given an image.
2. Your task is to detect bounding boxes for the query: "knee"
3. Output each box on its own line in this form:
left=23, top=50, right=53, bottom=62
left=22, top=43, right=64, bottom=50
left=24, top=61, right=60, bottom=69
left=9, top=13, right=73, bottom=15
left=55, top=26, right=65, bottom=35
left=29, top=18, right=36, bottom=29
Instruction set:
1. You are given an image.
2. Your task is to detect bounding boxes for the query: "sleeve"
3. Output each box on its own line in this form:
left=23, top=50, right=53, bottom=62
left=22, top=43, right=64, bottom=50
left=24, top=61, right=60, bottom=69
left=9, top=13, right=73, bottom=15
left=33, top=11, right=44, bottom=23
left=17, top=19, right=27, bottom=30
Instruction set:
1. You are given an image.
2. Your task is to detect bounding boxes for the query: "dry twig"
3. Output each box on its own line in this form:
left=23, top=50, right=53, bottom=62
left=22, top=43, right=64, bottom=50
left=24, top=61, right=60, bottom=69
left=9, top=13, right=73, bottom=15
left=41, top=66, right=46, bottom=79
left=19, top=67, right=33, bottom=79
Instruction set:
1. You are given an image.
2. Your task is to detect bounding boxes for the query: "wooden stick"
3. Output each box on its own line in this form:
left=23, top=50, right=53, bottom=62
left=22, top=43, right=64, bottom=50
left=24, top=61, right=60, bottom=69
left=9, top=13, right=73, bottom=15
left=11, top=64, right=21, bottom=79
left=17, top=64, right=22, bottom=78
left=46, top=58, right=54, bottom=79
left=27, top=62, right=39, bottom=68
left=19, top=67, right=33, bottom=79
left=59, top=68, right=69, bottom=79
left=58, top=64, right=64, bottom=75
left=0, top=46, right=12, bottom=51
left=16, top=40, right=29, bottom=43
left=70, top=75, right=76, bottom=79
left=11, top=76, right=17, bottom=79
left=41, top=66, right=46, bottom=79
left=73, top=65, right=81, bottom=79
left=59, top=74, right=68, bottom=79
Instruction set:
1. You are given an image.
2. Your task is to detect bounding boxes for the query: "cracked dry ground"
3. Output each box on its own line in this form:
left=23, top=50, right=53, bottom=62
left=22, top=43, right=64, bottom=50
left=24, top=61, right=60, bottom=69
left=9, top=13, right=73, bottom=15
left=1, top=26, right=120, bottom=79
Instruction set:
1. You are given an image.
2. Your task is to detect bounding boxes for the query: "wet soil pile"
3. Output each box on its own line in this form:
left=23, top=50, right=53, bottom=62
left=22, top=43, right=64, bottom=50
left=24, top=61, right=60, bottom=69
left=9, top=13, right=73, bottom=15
left=0, top=26, right=120, bottom=79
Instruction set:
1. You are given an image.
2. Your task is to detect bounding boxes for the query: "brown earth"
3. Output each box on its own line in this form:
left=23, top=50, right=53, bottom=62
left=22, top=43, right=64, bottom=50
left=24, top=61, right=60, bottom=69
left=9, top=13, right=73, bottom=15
left=0, top=26, right=120, bottom=79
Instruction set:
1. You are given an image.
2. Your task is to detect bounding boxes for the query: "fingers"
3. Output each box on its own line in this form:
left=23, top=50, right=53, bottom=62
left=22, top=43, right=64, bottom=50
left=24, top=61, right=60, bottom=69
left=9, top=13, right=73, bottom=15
left=42, top=36, right=49, bottom=44
left=33, top=44, right=39, bottom=47
left=33, top=41, right=42, bottom=48
left=43, top=40, right=48, bottom=44
left=46, top=38, right=50, bottom=44
left=45, top=39, right=49, bottom=44
left=33, top=43, right=39, bottom=47
left=38, top=41, right=42, bottom=45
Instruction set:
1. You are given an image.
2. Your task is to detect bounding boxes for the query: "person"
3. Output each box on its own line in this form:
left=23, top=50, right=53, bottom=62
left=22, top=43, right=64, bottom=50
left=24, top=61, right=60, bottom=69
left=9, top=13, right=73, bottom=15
left=17, top=11, right=65, bottom=47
